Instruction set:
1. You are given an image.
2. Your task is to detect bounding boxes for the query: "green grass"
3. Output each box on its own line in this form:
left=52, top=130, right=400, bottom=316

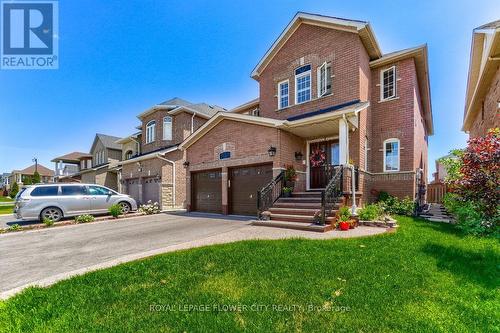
left=0, top=205, right=13, bottom=215
left=0, top=196, right=13, bottom=202
left=0, top=217, right=499, bottom=332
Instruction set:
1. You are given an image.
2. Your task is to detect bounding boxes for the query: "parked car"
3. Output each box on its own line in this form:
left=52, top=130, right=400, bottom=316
left=13, top=184, right=138, bottom=222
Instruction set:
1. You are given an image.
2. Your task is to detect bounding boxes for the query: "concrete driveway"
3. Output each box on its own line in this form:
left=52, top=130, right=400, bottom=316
left=0, top=213, right=251, bottom=298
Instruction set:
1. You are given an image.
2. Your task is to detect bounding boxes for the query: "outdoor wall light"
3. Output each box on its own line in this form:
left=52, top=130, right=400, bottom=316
left=295, top=151, right=303, bottom=161
left=183, top=161, right=190, bottom=168
left=268, top=146, right=277, bottom=157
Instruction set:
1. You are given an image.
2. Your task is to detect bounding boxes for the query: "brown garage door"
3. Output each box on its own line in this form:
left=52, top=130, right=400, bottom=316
left=143, top=177, right=161, bottom=204
left=192, top=170, right=222, bottom=213
left=125, top=178, right=140, bottom=204
left=230, top=164, right=273, bottom=216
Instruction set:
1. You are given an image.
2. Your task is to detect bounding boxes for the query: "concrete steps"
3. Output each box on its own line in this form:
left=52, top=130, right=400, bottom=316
left=252, top=220, right=335, bottom=232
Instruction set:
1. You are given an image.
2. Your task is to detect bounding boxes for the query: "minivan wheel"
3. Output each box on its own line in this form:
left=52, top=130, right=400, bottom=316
left=118, top=202, right=131, bottom=215
left=41, top=207, right=63, bottom=222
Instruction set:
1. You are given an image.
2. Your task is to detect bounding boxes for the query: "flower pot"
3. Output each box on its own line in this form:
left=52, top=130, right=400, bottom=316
left=283, top=191, right=292, bottom=198
left=339, top=221, right=350, bottom=231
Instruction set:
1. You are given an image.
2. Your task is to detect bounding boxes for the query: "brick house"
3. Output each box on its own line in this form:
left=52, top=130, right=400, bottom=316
left=117, top=98, right=225, bottom=209
left=463, top=20, right=500, bottom=137
left=9, top=164, right=54, bottom=188
left=52, top=152, right=92, bottom=183
left=78, top=134, right=123, bottom=191
left=179, top=12, right=433, bottom=220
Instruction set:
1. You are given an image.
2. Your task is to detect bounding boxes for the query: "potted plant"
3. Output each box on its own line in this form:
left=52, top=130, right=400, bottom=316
left=282, top=186, right=293, bottom=197
left=337, top=206, right=353, bottom=231
left=313, top=210, right=322, bottom=224
left=284, top=165, right=297, bottom=188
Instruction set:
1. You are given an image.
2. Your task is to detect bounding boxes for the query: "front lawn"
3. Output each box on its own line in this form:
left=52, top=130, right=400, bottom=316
left=0, top=217, right=498, bottom=332
left=0, top=196, right=13, bottom=202
left=0, top=205, right=13, bottom=215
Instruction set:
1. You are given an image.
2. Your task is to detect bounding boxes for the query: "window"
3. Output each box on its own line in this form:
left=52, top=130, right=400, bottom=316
left=330, top=142, right=340, bottom=166
left=381, top=66, right=396, bottom=100
left=125, top=150, right=133, bottom=160
left=61, top=186, right=87, bottom=196
left=163, top=116, right=172, bottom=140
left=31, top=186, right=59, bottom=197
left=146, top=120, right=156, bottom=144
left=317, top=62, right=332, bottom=97
left=278, top=80, right=289, bottom=109
left=251, top=108, right=260, bottom=117
left=88, top=186, right=113, bottom=196
left=295, top=65, right=311, bottom=104
left=219, top=151, right=231, bottom=160
left=383, top=139, right=400, bottom=172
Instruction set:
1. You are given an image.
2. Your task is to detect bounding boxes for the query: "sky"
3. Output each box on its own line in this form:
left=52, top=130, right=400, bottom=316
left=0, top=0, right=499, bottom=178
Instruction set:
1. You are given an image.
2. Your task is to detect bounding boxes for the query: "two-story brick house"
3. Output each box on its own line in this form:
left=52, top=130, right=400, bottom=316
left=118, top=98, right=225, bottom=208
left=180, top=12, right=432, bottom=221
left=463, top=20, right=500, bottom=137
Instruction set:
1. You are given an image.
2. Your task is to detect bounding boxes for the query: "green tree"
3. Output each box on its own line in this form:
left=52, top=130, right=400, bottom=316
left=23, top=176, right=32, bottom=185
left=10, top=182, right=19, bottom=198
left=32, top=171, right=41, bottom=184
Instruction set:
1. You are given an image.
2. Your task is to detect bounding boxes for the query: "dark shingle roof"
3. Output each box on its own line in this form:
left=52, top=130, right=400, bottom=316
left=17, top=164, right=54, bottom=177
left=96, top=134, right=123, bottom=150
left=51, top=151, right=92, bottom=163
left=189, top=103, right=226, bottom=117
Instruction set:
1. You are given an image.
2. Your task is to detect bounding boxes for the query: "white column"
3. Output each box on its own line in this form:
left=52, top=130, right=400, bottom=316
left=55, top=161, right=59, bottom=176
left=339, top=118, right=349, bottom=165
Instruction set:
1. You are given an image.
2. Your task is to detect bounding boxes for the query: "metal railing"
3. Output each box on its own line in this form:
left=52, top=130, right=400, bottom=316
left=257, top=171, right=285, bottom=218
left=320, top=166, right=344, bottom=225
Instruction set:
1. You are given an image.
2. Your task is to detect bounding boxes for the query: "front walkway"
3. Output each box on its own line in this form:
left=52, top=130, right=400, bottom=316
left=0, top=212, right=386, bottom=299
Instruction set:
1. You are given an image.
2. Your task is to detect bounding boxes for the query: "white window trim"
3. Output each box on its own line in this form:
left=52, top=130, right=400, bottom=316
left=163, top=116, right=172, bottom=140
left=380, top=66, right=397, bottom=101
left=383, top=138, right=400, bottom=172
left=317, top=62, right=332, bottom=98
left=146, top=120, right=156, bottom=144
left=277, top=79, right=289, bottom=110
left=295, top=68, right=311, bottom=105
left=251, top=108, right=260, bottom=116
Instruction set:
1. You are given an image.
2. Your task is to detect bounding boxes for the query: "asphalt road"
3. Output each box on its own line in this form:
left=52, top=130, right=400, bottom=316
left=0, top=213, right=250, bottom=298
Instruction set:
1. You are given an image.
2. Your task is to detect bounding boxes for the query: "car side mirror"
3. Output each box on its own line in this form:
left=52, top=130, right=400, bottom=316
left=108, top=191, right=113, bottom=196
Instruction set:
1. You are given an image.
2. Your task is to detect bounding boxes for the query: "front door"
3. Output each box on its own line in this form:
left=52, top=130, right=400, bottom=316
left=309, top=140, right=340, bottom=189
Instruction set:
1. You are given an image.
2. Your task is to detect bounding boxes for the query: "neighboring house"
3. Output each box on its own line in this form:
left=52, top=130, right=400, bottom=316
left=179, top=12, right=432, bottom=216
left=9, top=164, right=54, bottom=186
left=52, top=151, right=92, bottom=182
left=0, top=173, right=11, bottom=193
left=463, top=20, right=500, bottom=137
left=79, top=134, right=123, bottom=191
left=431, top=154, right=457, bottom=184
left=118, top=97, right=225, bottom=208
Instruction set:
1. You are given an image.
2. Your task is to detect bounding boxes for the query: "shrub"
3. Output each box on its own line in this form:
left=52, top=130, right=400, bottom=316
left=358, top=204, right=381, bottom=221
left=43, top=217, right=54, bottom=227
left=377, top=191, right=391, bottom=202
left=9, top=182, right=19, bottom=198
left=377, top=194, right=415, bottom=216
left=282, top=187, right=292, bottom=194
left=284, top=165, right=297, bottom=182
left=75, top=214, right=95, bottom=223
left=23, top=176, right=32, bottom=185
left=139, top=201, right=160, bottom=215
left=32, top=171, right=41, bottom=184
left=8, top=224, right=21, bottom=231
left=338, top=206, right=351, bottom=222
left=108, top=204, right=121, bottom=218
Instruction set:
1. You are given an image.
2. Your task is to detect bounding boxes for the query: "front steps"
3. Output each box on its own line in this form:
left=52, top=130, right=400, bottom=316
left=252, top=191, right=342, bottom=232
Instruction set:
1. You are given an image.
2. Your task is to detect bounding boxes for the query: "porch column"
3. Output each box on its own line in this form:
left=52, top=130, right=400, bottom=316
left=339, top=117, right=349, bottom=165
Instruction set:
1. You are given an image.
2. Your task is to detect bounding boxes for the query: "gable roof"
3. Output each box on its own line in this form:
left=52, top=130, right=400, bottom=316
left=51, top=151, right=92, bottom=163
left=90, top=134, right=123, bottom=153
left=463, top=20, right=500, bottom=131
left=14, top=164, right=54, bottom=177
left=251, top=12, right=382, bottom=78
left=229, top=98, right=259, bottom=113
left=370, top=44, right=433, bottom=135
left=159, top=97, right=193, bottom=107
left=138, top=97, right=226, bottom=120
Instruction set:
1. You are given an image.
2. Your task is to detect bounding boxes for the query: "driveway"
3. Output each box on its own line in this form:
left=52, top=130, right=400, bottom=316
left=0, top=212, right=386, bottom=299
left=0, top=214, right=40, bottom=229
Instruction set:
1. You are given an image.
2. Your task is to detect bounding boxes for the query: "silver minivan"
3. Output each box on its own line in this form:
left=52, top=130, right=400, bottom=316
left=14, top=184, right=138, bottom=222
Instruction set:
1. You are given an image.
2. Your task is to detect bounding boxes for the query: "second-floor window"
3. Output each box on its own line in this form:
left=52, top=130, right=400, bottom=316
left=125, top=150, right=133, bottom=160
left=381, top=66, right=396, bottom=100
left=163, top=116, right=172, bottom=140
left=295, top=65, right=311, bottom=104
left=317, top=62, right=332, bottom=97
left=146, top=120, right=156, bottom=144
left=251, top=108, right=260, bottom=117
left=278, top=80, right=289, bottom=109
left=95, top=150, right=105, bottom=165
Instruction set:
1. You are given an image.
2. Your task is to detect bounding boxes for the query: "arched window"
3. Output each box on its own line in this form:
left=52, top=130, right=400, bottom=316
left=125, top=150, right=133, bottom=160
left=383, top=138, right=400, bottom=172
left=146, top=120, right=156, bottom=144
left=163, top=116, right=172, bottom=140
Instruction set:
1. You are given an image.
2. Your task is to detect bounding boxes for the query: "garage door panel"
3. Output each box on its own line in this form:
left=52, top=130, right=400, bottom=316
left=143, top=177, right=160, bottom=204
left=192, top=171, right=222, bottom=213
left=126, top=179, right=140, bottom=204
left=230, top=164, right=273, bottom=216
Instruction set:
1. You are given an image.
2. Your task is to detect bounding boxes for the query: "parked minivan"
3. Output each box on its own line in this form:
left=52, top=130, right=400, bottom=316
left=14, top=184, right=138, bottom=222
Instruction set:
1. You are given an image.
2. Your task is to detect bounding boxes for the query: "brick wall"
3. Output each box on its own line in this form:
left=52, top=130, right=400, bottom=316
left=469, top=65, right=500, bottom=138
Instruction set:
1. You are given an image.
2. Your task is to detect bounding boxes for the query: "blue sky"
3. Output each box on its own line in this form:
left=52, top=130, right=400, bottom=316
left=0, top=0, right=499, bottom=178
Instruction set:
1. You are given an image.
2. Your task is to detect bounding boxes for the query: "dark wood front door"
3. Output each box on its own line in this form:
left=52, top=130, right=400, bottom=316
left=309, top=140, right=340, bottom=189
left=192, top=170, right=222, bottom=213
left=230, top=164, right=273, bottom=216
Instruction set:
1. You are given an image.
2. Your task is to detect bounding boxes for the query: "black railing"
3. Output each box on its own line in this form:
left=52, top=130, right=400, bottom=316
left=257, top=171, right=285, bottom=218
left=320, top=166, right=344, bottom=225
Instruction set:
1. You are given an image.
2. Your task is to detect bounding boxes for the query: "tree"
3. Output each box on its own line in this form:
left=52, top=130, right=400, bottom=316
left=10, top=182, right=19, bottom=198
left=23, top=176, right=32, bottom=185
left=32, top=171, right=41, bottom=184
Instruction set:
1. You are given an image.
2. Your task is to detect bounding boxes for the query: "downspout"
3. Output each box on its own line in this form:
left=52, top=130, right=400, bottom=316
left=191, top=113, right=196, bottom=133
left=156, top=154, right=175, bottom=209
left=342, top=114, right=356, bottom=215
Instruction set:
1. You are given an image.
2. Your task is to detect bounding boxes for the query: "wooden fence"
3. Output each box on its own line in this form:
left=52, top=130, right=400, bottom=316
left=427, top=182, right=447, bottom=203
